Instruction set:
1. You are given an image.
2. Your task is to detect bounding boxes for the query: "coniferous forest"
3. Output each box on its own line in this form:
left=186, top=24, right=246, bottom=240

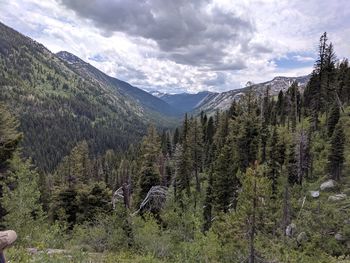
left=2, top=17, right=350, bottom=263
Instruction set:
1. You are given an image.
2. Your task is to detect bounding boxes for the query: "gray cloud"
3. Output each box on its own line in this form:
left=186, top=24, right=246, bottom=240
left=57, top=0, right=255, bottom=70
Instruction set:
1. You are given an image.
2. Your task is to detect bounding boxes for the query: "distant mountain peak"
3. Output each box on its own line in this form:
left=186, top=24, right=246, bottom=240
left=194, top=75, right=311, bottom=114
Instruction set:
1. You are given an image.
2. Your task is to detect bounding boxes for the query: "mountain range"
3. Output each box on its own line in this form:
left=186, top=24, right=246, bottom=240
left=0, top=20, right=311, bottom=171
left=150, top=91, right=213, bottom=113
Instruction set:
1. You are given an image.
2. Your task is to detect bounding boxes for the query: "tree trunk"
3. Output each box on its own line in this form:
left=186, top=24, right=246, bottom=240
left=249, top=179, right=257, bottom=263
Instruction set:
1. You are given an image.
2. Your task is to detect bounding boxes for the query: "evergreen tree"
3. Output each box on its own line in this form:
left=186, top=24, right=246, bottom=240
left=328, top=123, right=345, bottom=180
left=76, top=182, right=111, bottom=224
left=211, top=112, right=240, bottom=212
left=267, top=127, right=280, bottom=195
left=204, top=116, right=215, bottom=166
left=176, top=114, right=192, bottom=198
left=51, top=187, right=78, bottom=228
left=286, top=82, right=300, bottom=132
left=327, top=104, right=340, bottom=137
left=173, top=127, right=180, bottom=149
left=276, top=90, right=286, bottom=125
left=212, top=143, right=237, bottom=213
left=235, top=165, right=271, bottom=263
left=203, top=166, right=214, bottom=232
left=189, top=117, right=203, bottom=192
left=236, top=108, right=260, bottom=171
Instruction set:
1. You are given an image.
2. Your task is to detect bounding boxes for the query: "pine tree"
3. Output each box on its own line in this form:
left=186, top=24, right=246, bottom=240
left=189, top=117, right=203, bottom=192
left=327, top=104, right=340, bottom=137
left=286, top=82, right=300, bottom=132
left=304, top=33, right=333, bottom=131
left=267, top=127, right=280, bottom=195
left=176, top=114, right=192, bottom=198
left=235, top=165, right=271, bottom=263
left=236, top=109, right=260, bottom=171
left=276, top=90, right=286, bottom=125
left=212, top=143, right=237, bottom=213
left=203, top=166, right=214, bottom=232
left=210, top=112, right=243, bottom=213
left=328, top=123, right=345, bottom=181
left=204, top=116, right=215, bottom=166
left=173, top=127, right=180, bottom=149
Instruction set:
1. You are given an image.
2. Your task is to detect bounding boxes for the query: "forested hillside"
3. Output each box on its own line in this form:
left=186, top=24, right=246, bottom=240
left=56, top=51, right=181, bottom=118
left=0, top=22, right=177, bottom=172
left=2, top=31, right=350, bottom=262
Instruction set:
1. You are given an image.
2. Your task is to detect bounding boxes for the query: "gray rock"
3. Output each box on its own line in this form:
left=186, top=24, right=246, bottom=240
left=297, top=232, right=308, bottom=244
left=310, top=190, right=320, bottom=198
left=328, top=193, right=347, bottom=202
left=335, top=233, right=345, bottom=241
left=320, top=179, right=337, bottom=191
left=27, top=248, right=38, bottom=254
left=286, top=223, right=296, bottom=237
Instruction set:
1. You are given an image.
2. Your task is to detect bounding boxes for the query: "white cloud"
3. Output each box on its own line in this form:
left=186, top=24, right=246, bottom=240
left=0, top=0, right=348, bottom=93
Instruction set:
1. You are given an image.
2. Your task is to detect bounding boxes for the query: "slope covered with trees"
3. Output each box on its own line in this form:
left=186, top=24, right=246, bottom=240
left=2, top=32, right=350, bottom=262
left=0, top=22, right=177, bottom=172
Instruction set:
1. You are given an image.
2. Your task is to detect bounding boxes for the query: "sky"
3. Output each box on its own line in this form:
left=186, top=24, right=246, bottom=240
left=0, top=0, right=349, bottom=94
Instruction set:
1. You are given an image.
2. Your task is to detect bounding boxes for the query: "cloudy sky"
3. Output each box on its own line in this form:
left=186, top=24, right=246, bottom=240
left=0, top=0, right=349, bottom=93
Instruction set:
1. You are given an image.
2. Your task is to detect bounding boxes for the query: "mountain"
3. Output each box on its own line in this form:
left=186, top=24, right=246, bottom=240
left=194, top=75, right=310, bottom=114
left=0, top=21, right=174, bottom=172
left=151, top=91, right=214, bottom=113
left=57, top=51, right=180, bottom=118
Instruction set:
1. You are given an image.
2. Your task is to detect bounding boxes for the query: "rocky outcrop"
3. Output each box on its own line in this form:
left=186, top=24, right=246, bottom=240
left=328, top=194, right=347, bottom=202
left=320, top=180, right=337, bottom=191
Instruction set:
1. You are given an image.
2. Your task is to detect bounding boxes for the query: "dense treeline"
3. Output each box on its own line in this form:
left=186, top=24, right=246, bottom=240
left=2, top=33, right=350, bottom=262
left=0, top=22, right=148, bottom=172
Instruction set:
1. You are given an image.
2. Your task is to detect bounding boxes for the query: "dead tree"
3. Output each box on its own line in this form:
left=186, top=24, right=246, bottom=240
left=112, top=184, right=130, bottom=209
left=133, top=185, right=168, bottom=216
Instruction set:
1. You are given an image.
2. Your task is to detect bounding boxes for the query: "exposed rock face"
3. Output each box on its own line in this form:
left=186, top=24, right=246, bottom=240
left=328, top=194, right=347, bottom=202
left=320, top=180, right=337, bottom=191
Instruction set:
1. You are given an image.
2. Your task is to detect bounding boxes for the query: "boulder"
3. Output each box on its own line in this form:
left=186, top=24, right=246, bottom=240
left=286, top=223, right=296, bottom=237
left=320, top=179, right=337, bottom=191
left=297, top=232, right=308, bottom=245
left=310, top=190, right=320, bottom=198
left=27, top=248, right=38, bottom=254
left=335, top=233, right=345, bottom=241
left=328, top=194, right=347, bottom=202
